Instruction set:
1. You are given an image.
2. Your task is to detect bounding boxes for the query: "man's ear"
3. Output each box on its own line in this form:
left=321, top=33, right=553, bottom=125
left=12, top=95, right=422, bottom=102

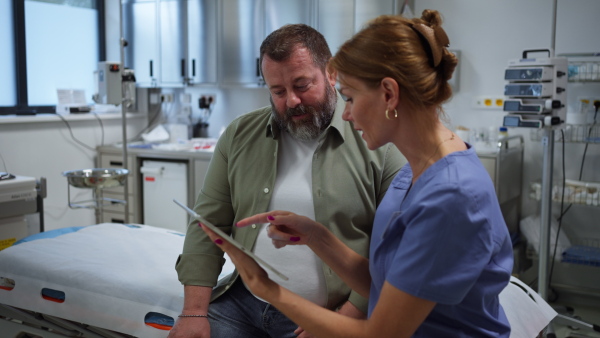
left=326, top=68, right=337, bottom=87
left=380, top=77, right=400, bottom=109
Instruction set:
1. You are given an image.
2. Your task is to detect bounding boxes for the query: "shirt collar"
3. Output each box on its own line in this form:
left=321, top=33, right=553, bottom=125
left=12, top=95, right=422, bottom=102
left=265, top=91, right=347, bottom=142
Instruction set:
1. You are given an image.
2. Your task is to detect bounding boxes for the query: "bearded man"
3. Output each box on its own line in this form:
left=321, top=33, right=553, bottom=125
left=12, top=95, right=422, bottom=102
left=170, top=24, right=406, bottom=338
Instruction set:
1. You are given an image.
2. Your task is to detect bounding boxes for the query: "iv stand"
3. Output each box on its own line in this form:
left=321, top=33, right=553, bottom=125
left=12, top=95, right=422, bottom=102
left=538, top=128, right=554, bottom=300
left=119, top=1, right=129, bottom=223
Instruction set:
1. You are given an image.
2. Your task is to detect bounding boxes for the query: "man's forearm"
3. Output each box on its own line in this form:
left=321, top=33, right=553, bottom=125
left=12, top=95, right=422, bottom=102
left=182, top=285, right=213, bottom=314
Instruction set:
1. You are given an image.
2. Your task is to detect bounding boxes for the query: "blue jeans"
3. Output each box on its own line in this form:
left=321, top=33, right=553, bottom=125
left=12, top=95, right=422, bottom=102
left=208, top=279, right=299, bottom=338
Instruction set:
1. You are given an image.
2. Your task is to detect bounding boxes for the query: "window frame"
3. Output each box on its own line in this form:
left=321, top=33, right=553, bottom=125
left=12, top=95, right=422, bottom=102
left=0, top=0, right=106, bottom=115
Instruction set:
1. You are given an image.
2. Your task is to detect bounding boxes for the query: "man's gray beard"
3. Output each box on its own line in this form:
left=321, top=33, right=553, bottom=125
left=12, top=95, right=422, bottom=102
left=271, top=84, right=337, bottom=141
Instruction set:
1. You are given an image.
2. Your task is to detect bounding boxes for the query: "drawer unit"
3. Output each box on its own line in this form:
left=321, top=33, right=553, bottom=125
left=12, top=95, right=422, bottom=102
left=96, top=146, right=214, bottom=228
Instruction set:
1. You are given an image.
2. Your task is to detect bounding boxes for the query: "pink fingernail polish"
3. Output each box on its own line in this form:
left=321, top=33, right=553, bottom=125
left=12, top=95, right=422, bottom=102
left=214, top=239, right=223, bottom=245
left=267, top=215, right=275, bottom=221
left=290, top=237, right=300, bottom=242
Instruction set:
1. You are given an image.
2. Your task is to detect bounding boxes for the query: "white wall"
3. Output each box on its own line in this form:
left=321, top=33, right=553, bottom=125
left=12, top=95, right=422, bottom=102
left=0, top=114, right=147, bottom=231
left=2, top=1, right=598, bottom=239
left=414, top=0, right=600, bottom=240
left=184, top=86, right=270, bottom=138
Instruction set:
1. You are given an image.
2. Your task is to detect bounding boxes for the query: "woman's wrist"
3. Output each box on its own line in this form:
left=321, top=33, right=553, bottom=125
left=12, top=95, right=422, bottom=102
left=308, top=222, right=331, bottom=248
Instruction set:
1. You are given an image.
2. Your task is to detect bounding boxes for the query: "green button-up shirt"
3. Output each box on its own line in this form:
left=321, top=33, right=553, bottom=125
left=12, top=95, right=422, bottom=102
left=176, top=93, right=406, bottom=312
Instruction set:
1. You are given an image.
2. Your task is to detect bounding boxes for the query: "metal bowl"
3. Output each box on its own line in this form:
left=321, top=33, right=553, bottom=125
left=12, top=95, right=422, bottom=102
left=62, top=168, right=129, bottom=189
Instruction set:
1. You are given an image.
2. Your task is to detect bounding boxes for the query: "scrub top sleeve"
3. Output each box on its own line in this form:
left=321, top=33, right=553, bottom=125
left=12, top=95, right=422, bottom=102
left=386, top=182, right=496, bottom=304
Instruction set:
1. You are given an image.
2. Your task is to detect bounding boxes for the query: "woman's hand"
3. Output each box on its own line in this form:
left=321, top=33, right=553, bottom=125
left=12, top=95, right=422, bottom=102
left=236, top=211, right=324, bottom=249
left=199, top=223, right=275, bottom=299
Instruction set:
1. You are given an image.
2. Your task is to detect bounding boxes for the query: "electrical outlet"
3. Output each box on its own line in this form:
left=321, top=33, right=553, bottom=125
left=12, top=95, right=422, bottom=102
left=577, top=97, right=600, bottom=112
left=472, top=96, right=505, bottom=109
left=161, top=93, right=173, bottom=103
left=199, top=94, right=216, bottom=109
left=592, top=97, right=600, bottom=111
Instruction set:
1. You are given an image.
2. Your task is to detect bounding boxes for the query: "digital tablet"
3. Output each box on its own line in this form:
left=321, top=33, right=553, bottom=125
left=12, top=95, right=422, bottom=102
left=173, top=199, right=289, bottom=281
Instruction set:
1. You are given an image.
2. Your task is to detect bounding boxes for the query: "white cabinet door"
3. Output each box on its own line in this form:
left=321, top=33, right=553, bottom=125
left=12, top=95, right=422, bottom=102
left=141, top=160, right=188, bottom=232
left=219, top=0, right=264, bottom=84
left=187, top=0, right=218, bottom=84
left=123, top=0, right=159, bottom=86
left=159, top=0, right=187, bottom=86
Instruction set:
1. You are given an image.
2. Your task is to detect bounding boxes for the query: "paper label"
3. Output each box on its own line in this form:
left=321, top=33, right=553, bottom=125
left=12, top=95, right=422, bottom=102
left=0, top=238, right=16, bottom=250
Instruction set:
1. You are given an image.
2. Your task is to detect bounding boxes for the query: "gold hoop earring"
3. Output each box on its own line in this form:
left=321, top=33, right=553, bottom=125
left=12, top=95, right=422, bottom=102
left=385, top=109, right=398, bottom=120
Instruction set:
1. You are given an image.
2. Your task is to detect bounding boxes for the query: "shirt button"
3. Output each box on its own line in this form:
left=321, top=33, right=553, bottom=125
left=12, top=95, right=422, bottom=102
left=252, top=224, right=257, bottom=229
left=263, top=188, right=269, bottom=193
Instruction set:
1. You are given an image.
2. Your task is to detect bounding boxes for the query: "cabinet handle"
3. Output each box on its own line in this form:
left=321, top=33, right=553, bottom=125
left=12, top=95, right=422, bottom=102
left=149, top=60, right=153, bottom=77
left=181, top=59, right=186, bottom=77
left=111, top=218, right=125, bottom=224
left=109, top=161, right=123, bottom=166
left=256, top=57, right=260, bottom=77
left=192, top=59, right=196, bottom=77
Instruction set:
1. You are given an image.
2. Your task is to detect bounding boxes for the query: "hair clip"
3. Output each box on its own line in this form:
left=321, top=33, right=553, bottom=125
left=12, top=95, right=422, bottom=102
left=411, top=23, right=450, bottom=67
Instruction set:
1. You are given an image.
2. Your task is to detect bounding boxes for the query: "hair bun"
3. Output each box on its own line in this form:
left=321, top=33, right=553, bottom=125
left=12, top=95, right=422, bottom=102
left=411, top=23, right=449, bottom=67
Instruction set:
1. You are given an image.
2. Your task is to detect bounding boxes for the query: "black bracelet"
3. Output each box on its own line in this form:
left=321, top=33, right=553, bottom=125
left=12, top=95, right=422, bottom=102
left=178, top=314, right=208, bottom=318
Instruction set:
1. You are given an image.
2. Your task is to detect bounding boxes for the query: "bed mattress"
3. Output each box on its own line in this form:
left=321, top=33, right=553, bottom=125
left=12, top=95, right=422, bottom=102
left=0, top=223, right=556, bottom=337
left=0, top=222, right=234, bottom=337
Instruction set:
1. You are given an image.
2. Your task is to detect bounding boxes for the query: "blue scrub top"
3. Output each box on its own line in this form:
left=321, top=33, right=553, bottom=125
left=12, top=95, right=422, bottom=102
left=368, top=144, right=513, bottom=337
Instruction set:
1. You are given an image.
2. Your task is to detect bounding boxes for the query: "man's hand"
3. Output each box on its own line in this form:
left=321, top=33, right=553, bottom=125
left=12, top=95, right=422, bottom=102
left=168, top=316, right=210, bottom=338
left=168, top=285, right=213, bottom=338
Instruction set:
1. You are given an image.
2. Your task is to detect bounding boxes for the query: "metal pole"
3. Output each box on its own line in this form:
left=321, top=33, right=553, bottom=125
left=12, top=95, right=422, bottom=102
left=119, top=1, right=130, bottom=223
left=538, top=128, right=554, bottom=299
left=538, top=0, right=558, bottom=301
left=550, top=0, right=557, bottom=52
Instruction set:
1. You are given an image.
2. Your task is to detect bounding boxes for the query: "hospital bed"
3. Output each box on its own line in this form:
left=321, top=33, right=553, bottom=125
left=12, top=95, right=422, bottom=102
left=0, top=222, right=555, bottom=338
left=0, top=222, right=234, bottom=338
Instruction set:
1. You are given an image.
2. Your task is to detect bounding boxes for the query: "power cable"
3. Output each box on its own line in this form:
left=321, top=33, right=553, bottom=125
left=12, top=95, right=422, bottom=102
left=55, top=114, right=104, bottom=152
left=558, top=102, right=600, bottom=220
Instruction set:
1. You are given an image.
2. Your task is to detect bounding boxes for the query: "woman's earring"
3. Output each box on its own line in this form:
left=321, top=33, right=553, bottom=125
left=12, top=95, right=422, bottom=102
left=385, top=109, right=398, bottom=120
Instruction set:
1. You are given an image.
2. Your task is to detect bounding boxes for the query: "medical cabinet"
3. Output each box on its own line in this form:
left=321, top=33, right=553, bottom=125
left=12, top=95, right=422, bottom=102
left=0, top=175, right=45, bottom=250
left=96, top=145, right=212, bottom=228
left=141, top=160, right=188, bottom=232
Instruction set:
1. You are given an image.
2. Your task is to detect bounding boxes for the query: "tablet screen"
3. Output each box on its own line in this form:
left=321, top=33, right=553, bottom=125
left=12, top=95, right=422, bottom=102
left=173, top=199, right=289, bottom=281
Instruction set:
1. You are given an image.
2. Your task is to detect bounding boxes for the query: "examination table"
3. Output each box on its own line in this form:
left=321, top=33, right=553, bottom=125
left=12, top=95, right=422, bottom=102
left=0, top=222, right=233, bottom=337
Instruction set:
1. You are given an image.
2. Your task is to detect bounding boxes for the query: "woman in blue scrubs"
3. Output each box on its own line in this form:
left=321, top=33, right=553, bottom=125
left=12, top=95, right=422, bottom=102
left=202, top=9, right=513, bottom=337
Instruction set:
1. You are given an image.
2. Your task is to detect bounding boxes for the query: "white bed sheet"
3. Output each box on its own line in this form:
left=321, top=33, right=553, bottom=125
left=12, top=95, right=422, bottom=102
left=0, top=222, right=235, bottom=337
left=0, top=222, right=555, bottom=337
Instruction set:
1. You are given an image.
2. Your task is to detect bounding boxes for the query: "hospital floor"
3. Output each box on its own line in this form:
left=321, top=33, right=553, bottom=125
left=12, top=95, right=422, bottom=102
left=548, top=303, right=600, bottom=338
